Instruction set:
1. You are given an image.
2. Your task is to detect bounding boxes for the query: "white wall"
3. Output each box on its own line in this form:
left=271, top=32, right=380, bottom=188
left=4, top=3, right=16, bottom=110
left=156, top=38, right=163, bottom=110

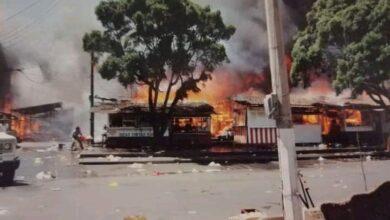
left=293, top=124, right=322, bottom=144
left=247, top=108, right=276, bottom=128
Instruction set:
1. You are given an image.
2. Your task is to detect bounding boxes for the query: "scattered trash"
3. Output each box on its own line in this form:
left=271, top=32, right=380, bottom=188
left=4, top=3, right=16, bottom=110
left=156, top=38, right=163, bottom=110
left=318, top=156, right=325, bottom=162
left=128, top=163, right=144, bottom=169
left=229, top=209, right=267, bottom=220
left=147, top=162, right=153, bottom=165
left=205, top=169, right=221, bottom=173
left=123, top=216, right=147, bottom=220
left=192, top=168, right=199, bottom=173
left=366, top=156, right=372, bottom=161
left=176, top=170, right=183, bottom=174
left=115, top=208, right=121, bottom=213
left=188, top=210, right=197, bottom=215
left=0, top=208, right=8, bottom=215
left=318, top=144, right=328, bottom=150
left=252, top=154, right=257, bottom=157
left=152, top=171, right=162, bottom=176
left=50, top=187, right=61, bottom=191
left=34, top=157, right=43, bottom=164
left=148, top=156, right=153, bottom=158
left=155, top=150, right=165, bottom=155
left=109, top=181, right=119, bottom=188
left=208, top=161, right=221, bottom=167
left=36, top=171, right=55, bottom=180
left=106, top=155, right=122, bottom=162
left=14, top=176, right=25, bottom=181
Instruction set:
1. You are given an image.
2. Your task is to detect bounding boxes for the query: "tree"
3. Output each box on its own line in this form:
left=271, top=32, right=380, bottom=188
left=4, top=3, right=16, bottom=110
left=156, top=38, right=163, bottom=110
left=83, top=0, right=235, bottom=138
left=291, top=0, right=390, bottom=108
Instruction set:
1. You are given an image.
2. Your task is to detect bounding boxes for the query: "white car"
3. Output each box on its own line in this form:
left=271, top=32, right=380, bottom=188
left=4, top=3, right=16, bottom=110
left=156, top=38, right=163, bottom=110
left=0, top=132, right=20, bottom=186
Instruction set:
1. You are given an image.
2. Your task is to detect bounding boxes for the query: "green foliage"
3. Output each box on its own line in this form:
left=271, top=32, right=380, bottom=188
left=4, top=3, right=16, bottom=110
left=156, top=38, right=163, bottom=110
left=291, top=0, right=390, bottom=106
left=83, top=0, right=235, bottom=137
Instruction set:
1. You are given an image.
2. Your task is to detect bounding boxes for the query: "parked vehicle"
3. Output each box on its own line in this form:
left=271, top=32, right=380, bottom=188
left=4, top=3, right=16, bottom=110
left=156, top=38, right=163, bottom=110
left=0, top=131, right=20, bottom=186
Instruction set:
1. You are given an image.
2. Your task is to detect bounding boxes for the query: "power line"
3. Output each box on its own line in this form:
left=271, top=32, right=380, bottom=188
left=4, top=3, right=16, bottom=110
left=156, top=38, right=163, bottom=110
left=1, top=0, right=62, bottom=48
left=0, top=0, right=45, bottom=24
left=0, top=0, right=58, bottom=40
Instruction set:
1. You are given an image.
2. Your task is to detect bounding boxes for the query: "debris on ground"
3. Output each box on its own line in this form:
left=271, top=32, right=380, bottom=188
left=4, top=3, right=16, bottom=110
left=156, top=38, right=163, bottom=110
left=152, top=171, right=162, bottom=176
left=34, top=157, right=43, bottom=164
left=176, top=170, right=183, bottom=174
left=50, top=187, right=61, bottom=191
left=187, top=210, right=197, bottom=215
left=109, top=181, right=119, bottom=188
left=208, top=161, right=222, bottom=167
left=128, top=163, right=143, bottom=169
left=366, top=156, right=372, bottom=161
left=229, top=210, right=268, bottom=220
left=0, top=208, right=8, bottom=216
left=123, top=216, right=147, bottom=220
left=318, top=156, right=325, bottom=162
left=318, top=144, right=328, bottom=150
left=36, top=171, right=55, bottom=180
left=205, top=169, right=221, bottom=173
left=192, top=168, right=199, bottom=173
left=106, top=155, right=122, bottom=162
left=14, top=176, right=25, bottom=181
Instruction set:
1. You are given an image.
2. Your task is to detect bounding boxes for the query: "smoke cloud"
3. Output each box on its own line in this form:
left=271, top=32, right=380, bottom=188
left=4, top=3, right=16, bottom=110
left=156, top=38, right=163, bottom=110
left=0, top=0, right=313, bottom=139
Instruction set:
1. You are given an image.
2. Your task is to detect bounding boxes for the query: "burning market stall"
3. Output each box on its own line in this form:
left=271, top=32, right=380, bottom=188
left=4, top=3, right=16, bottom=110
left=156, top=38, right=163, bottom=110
left=93, top=101, right=214, bottom=148
left=231, top=96, right=387, bottom=147
left=11, top=102, right=73, bottom=141
left=232, top=96, right=322, bottom=147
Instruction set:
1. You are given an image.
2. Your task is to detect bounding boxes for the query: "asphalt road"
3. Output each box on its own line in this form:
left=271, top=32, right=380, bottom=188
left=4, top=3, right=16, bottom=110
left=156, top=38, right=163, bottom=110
left=1, top=143, right=390, bottom=220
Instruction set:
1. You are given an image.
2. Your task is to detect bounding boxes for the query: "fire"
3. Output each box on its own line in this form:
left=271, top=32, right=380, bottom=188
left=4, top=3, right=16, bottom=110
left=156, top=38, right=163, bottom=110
left=1, top=96, right=41, bottom=140
left=302, top=114, right=319, bottom=124
left=3, top=93, right=12, bottom=113
left=130, top=70, right=267, bottom=136
left=345, top=109, right=362, bottom=126
left=11, top=114, right=41, bottom=140
left=321, top=115, right=334, bottom=135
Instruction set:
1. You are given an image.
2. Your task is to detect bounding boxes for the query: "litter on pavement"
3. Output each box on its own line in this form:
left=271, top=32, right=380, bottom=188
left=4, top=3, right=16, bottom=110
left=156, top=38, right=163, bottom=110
left=208, top=161, right=222, bottom=167
left=36, top=171, right=55, bottom=180
left=128, top=163, right=143, bottom=169
left=0, top=208, right=8, bottom=216
left=106, top=155, right=122, bottom=162
left=34, top=157, right=43, bottom=164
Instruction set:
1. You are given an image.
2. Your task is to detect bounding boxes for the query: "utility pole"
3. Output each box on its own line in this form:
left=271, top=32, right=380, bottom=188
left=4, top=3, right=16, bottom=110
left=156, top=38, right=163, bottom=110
left=264, top=0, right=303, bottom=219
left=90, top=52, right=95, bottom=144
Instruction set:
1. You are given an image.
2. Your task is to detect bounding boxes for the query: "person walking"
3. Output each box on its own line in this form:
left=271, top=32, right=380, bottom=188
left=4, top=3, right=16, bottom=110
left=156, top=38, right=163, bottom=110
left=71, top=126, right=84, bottom=151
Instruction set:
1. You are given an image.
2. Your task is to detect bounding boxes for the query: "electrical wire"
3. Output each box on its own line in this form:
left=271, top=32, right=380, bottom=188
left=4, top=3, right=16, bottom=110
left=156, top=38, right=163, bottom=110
left=0, top=0, right=57, bottom=40
left=0, top=0, right=44, bottom=24
left=1, top=0, right=62, bottom=47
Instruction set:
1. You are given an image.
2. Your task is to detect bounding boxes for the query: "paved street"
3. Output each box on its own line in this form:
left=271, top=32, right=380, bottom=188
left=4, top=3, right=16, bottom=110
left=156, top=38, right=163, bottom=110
left=1, top=143, right=390, bottom=220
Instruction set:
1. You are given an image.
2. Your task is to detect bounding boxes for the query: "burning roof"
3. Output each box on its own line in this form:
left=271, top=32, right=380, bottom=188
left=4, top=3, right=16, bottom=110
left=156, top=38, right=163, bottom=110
left=92, top=101, right=215, bottom=116
left=232, top=95, right=389, bottom=109
left=12, top=102, right=63, bottom=115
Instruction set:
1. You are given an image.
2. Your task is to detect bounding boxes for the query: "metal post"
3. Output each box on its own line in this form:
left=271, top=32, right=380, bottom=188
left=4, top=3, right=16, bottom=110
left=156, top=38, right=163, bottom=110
left=90, top=52, right=95, bottom=144
left=264, top=0, right=303, bottom=219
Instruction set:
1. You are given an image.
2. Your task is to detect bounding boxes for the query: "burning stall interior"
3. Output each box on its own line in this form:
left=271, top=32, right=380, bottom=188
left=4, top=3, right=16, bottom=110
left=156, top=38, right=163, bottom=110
left=1, top=102, right=74, bottom=142
left=94, top=101, right=214, bottom=148
left=231, top=96, right=388, bottom=147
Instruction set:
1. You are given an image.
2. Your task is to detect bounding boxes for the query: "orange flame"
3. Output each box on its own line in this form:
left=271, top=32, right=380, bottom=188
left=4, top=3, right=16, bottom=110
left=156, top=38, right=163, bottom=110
left=130, top=71, right=267, bottom=136
left=345, top=109, right=362, bottom=126
left=302, top=115, right=320, bottom=124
